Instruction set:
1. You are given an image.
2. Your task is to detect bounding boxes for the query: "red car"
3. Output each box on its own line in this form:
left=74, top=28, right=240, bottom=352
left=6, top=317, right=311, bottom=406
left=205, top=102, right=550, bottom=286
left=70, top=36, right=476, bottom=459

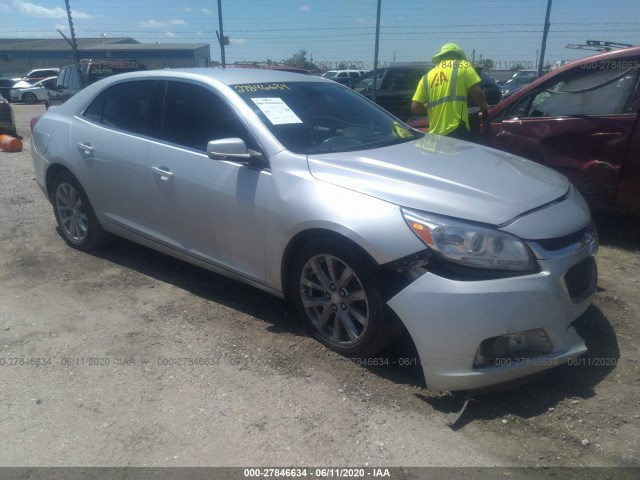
left=410, top=47, right=640, bottom=215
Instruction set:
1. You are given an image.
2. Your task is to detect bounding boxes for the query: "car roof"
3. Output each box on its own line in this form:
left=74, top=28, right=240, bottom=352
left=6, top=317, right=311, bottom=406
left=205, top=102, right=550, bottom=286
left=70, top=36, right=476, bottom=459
left=25, top=76, right=58, bottom=85
left=27, top=68, right=59, bottom=73
left=102, top=67, right=331, bottom=86
left=52, top=67, right=336, bottom=114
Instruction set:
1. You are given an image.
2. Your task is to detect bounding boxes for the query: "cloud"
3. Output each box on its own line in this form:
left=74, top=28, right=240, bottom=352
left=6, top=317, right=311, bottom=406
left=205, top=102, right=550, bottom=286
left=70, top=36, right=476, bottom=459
left=140, top=19, right=186, bottom=28
left=0, top=2, right=9, bottom=13
left=229, top=38, right=247, bottom=45
left=201, top=8, right=212, bottom=14
left=300, top=5, right=311, bottom=12
left=164, top=31, right=176, bottom=38
left=13, top=0, right=91, bottom=19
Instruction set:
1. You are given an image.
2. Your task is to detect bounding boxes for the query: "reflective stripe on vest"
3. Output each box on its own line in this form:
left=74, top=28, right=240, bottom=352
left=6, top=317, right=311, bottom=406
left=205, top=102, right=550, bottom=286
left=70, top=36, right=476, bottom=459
left=427, top=61, right=467, bottom=108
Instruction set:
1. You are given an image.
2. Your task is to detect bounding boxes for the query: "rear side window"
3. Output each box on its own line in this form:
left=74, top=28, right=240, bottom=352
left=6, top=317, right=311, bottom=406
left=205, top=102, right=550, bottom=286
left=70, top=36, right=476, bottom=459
left=83, top=80, right=160, bottom=136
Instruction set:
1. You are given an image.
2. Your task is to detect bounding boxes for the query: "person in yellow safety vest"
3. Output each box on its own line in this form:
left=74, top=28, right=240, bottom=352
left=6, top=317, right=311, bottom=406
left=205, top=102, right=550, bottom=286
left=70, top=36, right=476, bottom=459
left=411, top=43, right=489, bottom=140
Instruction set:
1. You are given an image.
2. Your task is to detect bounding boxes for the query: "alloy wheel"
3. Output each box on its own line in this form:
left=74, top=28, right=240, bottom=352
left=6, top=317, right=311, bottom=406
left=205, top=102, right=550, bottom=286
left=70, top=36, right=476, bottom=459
left=299, top=253, right=370, bottom=346
left=55, top=182, right=88, bottom=243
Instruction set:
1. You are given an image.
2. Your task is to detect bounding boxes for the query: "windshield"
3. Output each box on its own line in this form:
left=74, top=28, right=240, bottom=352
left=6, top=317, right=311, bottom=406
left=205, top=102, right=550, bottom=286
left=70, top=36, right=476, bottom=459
left=351, top=70, right=384, bottom=93
left=233, top=81, right=423, bottom=154
left=322, top=71, right=338, bottom=79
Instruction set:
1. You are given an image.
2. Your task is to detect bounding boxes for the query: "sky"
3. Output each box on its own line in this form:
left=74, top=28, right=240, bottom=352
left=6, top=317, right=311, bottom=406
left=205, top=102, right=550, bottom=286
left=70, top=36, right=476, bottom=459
left=1, top=0, right=639, bottom=70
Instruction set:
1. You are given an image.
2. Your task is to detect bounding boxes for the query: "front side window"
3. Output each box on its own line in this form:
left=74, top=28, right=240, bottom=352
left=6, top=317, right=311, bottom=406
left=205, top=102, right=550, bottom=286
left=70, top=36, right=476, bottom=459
left=68, top=68, right=83, bottom=90
left=352, top=70, right=385, bottom=93
left=518, top=66, right=640, bottom=117
left=233, top=81, right=423, bottom=154
left=56, top=68, right=69, bottom=89
left=159, top=81, right=248, bottom=151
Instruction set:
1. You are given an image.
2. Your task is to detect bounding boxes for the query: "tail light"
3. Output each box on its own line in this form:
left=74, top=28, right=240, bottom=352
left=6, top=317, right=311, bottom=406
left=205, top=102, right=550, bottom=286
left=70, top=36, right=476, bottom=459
left=30, top=115, right=42, bottom=132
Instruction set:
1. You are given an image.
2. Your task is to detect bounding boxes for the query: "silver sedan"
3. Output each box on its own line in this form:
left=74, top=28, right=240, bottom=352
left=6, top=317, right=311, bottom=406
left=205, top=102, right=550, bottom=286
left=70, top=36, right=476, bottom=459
left=30, top=68, right=597, bottom=392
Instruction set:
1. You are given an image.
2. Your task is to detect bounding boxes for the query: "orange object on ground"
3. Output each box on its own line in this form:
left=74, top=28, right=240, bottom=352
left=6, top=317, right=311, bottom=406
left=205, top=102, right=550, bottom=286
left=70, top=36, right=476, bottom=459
left=0, top=134, right=23, bottom=152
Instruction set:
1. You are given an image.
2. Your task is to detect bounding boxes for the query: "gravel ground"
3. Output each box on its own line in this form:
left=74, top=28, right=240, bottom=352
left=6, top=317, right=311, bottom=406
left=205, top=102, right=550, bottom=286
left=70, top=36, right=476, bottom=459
left=0, top=104, right=639, bottom=475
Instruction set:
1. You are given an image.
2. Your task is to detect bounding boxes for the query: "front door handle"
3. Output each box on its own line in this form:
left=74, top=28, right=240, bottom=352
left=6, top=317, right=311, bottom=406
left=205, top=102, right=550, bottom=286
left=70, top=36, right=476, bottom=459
left=151, top=166, right=174, bottom=181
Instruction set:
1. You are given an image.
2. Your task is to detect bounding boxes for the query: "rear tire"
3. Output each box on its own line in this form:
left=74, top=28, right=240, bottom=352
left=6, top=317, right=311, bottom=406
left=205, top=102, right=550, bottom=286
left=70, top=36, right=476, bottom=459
left=292, top=239, right=398, bottom=357
left=50, top=171, right=109, bottom=251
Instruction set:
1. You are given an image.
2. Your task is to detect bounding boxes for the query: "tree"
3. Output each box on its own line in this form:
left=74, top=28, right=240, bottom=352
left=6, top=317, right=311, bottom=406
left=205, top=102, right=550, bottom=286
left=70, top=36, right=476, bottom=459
left=480, top=58, right=494, bottom=71
left=284, top=49, right=316, bottom=70
left=510, top=63, right=525, bottom=72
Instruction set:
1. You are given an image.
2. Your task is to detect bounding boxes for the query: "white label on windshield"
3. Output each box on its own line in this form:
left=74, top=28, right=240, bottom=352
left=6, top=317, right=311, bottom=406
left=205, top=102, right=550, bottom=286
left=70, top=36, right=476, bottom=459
left=252, top=98, right=302, bottom=125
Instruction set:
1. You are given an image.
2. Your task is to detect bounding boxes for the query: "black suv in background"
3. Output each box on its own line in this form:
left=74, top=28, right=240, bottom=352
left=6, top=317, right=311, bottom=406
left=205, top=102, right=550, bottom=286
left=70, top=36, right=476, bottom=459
left=350, top=65, right=427, bottom=121
left=46, top=59, right=145, bottom=108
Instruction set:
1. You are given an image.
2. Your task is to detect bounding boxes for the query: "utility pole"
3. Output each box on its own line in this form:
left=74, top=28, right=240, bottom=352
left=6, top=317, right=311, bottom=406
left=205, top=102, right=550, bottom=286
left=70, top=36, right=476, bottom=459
left=217, top=0, right=226, bottom=67
left=64, top=0, right=80, bottom=67
left=372, top=0, right=382, bottom=102
left=538, top=0, right=552, bottom=77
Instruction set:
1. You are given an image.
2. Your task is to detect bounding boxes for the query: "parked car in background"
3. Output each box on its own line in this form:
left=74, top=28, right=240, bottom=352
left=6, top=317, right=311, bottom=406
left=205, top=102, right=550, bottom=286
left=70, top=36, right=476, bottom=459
left=0, top=96, right=17, bottom=136
left=485, top=47, right=640, bottom=215
left=0, top=78, right=16, bottom=101
left=500, top=69, right=542, bottom=98
left=47, top=59, right=145, bottom=108
left=351, top=65, right=427, bottom=120
left=476, top=68, right=502, bottom=106
left=31, top=68, right=598, bottom=392
left=9, top=76, right=57, bottom=104
left=321, top=69, right=365, bottom=85
left=12, top=68, right=60, bottom=84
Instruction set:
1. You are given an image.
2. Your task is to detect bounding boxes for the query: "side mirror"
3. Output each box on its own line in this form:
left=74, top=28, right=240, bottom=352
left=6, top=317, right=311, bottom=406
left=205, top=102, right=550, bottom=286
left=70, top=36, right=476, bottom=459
left=207, top=138, right=263, bottom=165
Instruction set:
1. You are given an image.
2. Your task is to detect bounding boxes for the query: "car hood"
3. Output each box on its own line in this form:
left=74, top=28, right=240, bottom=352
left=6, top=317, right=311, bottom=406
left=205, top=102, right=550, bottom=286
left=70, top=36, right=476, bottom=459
left=307, top=135, right=569, bottom=226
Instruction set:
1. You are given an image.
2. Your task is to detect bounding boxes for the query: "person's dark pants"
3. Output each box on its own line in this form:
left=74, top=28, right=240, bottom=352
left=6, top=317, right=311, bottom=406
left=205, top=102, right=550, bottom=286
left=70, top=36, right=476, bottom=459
left=445, top=121, right=471, bottom=141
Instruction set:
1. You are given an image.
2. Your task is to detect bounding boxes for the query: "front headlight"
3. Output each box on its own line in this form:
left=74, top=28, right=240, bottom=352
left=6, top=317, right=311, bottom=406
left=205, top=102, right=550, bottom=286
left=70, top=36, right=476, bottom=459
left=402, top=208, right=535, bottom=272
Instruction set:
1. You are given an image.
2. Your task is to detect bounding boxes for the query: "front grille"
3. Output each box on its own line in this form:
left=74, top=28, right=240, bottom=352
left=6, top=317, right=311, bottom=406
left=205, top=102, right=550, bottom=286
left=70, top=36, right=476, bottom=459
left=535, top=227, right=588, bottom=252
left=564, top=257, right=597, bottom=303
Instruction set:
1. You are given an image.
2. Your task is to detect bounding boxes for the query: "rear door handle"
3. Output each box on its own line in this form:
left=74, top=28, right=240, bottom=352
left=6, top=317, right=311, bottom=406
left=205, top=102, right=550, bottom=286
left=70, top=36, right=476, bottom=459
left=151, top=166, right=174, bottom=181
left=77, top=142, right=93, bottom=155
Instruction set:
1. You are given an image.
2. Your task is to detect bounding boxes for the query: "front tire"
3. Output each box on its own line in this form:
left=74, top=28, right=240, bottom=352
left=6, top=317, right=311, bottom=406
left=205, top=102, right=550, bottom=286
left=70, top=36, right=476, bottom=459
left=292, top=239, right=396, bottom=357
left=23, top=92, right=37, bottom=104
left=51, top=171, right=108, bottom=251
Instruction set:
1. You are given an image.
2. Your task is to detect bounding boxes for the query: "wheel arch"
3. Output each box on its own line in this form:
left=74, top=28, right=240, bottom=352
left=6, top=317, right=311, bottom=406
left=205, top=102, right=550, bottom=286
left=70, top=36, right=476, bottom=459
left=45, top=164, right=74, bottom=200
left=280, top=228, right=382, bottom=301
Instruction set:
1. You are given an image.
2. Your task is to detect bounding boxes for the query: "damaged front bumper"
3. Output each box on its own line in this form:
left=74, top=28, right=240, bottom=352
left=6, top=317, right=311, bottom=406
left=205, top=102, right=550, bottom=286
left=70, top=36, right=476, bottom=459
left=387, top=236, right=597, bottom=392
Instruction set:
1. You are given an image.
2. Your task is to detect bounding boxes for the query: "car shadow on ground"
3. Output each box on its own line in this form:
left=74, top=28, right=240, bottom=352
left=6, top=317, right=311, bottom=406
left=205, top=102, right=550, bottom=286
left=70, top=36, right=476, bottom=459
left=88, top=236, right=307, bottom=337
left=86, top=235, right=428, bottom=389
left=85, top=233, right=620, bottom=427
